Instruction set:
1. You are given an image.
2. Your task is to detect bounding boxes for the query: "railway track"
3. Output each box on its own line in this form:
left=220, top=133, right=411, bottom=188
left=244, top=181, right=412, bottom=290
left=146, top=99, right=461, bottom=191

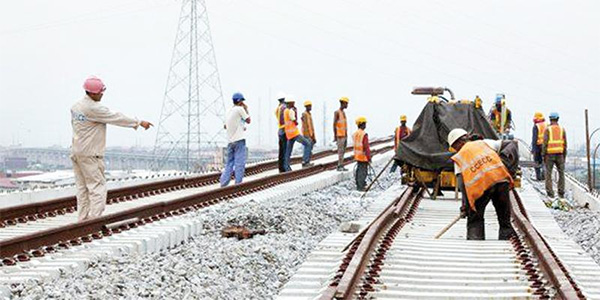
left=278, top=180, right=600, bottom=299
left=0, top=139, right=393, bottom=265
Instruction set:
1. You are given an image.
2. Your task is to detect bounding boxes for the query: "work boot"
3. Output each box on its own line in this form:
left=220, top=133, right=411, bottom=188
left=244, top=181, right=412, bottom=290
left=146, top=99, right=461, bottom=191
left=302, top=162, right=314, bottom=168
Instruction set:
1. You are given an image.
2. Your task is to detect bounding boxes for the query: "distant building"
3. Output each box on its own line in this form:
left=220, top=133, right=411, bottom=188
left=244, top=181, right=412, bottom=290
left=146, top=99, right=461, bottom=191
left=4, top=157, right=27, bottom=169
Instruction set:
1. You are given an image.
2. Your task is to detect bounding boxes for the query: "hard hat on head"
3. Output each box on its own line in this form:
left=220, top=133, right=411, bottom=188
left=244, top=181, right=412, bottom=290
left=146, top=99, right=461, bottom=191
left=284, top=96, right=296, bottom=104
left=339, top=96, right=349, bottom=103
left=355, top=116, right=367, bottom=125
left=276, top=92, right=286, bottom=102
left=303, top=100, right=312, bottom=107
left=534, top=112, right=544, bottom=120
left=232, top=92, right=245, bottom=103
left=83, top=76, right=106, bottom=94
left=495, top=95, right=503, bottom=104
left=448, top=128, right=468, bottom=147
left=549, top=112, right=560, bottom=120
left=400, top=115, right=407, bottom=122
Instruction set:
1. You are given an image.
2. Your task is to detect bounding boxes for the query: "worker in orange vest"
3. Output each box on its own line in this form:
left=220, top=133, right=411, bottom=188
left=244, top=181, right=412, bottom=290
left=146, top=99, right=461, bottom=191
left=390, top=115, right=412, bottom=173
left=488, top=96, right=512, bottom=134
left=283, top=97, right=313, bottom=171
left=448, top=128, right=515, bottom=240
left=353, top=117, right=371, bottom=191
left=531, top=112, right=547, bottom=181
left=333, top=97, right=349, bottom=171
left=543, top=112, right=567, bottom=199
left=274, top=92, right=287, bottom=173
left=301, top=100, right=316, bottom=145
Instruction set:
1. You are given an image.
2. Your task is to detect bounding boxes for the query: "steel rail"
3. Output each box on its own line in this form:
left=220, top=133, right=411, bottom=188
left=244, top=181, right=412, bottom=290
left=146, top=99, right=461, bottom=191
left=0, top=138, right=391, bottom=226
left=0, top=144, right=393, bottom=260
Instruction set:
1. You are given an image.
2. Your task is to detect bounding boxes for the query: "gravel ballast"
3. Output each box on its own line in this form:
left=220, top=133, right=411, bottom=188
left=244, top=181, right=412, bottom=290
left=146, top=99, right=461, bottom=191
left=11, top=166, right=401, bottom=300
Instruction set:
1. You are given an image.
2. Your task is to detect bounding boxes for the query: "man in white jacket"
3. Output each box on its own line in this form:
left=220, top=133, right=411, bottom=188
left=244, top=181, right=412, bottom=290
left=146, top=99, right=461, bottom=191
left=71, top=77, right=152, bottom=221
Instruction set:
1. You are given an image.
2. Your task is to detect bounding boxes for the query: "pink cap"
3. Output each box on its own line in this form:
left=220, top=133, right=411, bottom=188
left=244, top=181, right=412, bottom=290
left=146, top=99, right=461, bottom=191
left=83, top=76, right=106, bottom=94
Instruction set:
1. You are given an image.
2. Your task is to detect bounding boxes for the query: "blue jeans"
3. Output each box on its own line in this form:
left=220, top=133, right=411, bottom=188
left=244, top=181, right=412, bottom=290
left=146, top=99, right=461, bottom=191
left=284, top=135, right=313, bottom=171
left=219, top=139, right=247, bottom=186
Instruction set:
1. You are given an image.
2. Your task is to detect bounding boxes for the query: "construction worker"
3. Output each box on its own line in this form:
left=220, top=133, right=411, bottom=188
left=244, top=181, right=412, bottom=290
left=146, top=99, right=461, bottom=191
left=71, top=77, right=153, bottom=221
left=543, top=112, right=567, bottom=199
left=531, top=112, right=547, bottom=181
left=283, top=97, right=313, bottom=171
left=274, top=92, right=287, bottom=173
left=333, top=97, right=349, bottom=171
left=489, top=95, right=512, bottom=134
left=448, top=128, right=515, bottom=240
left=220, top=92, right=251, bottom=186
left=301, top=100, right=317, bottom=145
left=390, top=115, right=412, bottom=173
left=353, top=117, right=371, bottom=191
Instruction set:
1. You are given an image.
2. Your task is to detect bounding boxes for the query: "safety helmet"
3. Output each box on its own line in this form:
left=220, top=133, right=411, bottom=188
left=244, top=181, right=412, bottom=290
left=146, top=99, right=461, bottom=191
left=284, top=96, right=296, bottom=104
left=355, top=116, right=367, bottom=125
left=447, top=128, right=468, bottom=146
left=232, top=92, right=245, bottom=103
left=83, top=76, right=106, bottom=94
left=400, top=115, right=407, bottom=122
left=534, top=112, right=544, bottom=120
left=303, top=100, right=312, bottom=107
left=339, top=96, right=349, bottom=103
left=549, top=112, right=560, bottom=120
left=276, top=92, right=286, bottom=102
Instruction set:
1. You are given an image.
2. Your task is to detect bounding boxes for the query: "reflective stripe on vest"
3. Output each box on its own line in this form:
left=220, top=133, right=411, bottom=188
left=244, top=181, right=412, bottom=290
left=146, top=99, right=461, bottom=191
left=353, top=129, right=368, bottom=162
left=284, top=108, right=300, bottom=139
left=451, top=140, right=513, bottom=210
left=302, top=111, right=314, bottom=138
left=535, top=122, right=547, bottom=146
left=335, top=109, right=347, bottom=137
left=547, top=125, right=565, bottom=154
left=276, top=105, right=286, bottom=129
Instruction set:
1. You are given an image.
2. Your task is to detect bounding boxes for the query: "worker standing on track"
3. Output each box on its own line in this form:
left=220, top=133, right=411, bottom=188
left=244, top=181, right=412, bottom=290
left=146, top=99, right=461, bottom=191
left=275, top=92, right=287, bottom=173
left=71, top=77, right=153, bottom=221
left=543, top=112, right=567, bottom=199
left=489, top=96, right=512, bottom=135
left=353, top=117, right=371, bottom=191
left=390, top=115, right=412, bottom=173
left=301, top=100, right=317, bottom=146
left=283, top=97, right=313, bottom=171
left=531, top=112, right=547, bottom=181
left=333, top=97, right=349, bottom=171
left=220, top=92, right=251, bottom=186
left=448, top=128, right=516, bottom=240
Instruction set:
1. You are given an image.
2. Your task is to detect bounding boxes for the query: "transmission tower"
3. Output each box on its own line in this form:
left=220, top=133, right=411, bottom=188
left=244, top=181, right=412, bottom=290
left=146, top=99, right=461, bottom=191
left=153, top=0, right=226, bottom=171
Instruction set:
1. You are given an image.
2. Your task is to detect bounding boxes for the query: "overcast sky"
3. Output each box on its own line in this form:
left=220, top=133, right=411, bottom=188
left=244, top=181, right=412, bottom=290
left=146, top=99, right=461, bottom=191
left=1, top=0, right=598, bottom=150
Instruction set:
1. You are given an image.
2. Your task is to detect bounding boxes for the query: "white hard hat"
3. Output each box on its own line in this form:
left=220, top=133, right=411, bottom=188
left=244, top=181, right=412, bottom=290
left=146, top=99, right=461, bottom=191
left=448, top=128, right=468, bottom=146
left=276, top=92, right=286, bottom=101
left=284, top=95, right=296, bottom=103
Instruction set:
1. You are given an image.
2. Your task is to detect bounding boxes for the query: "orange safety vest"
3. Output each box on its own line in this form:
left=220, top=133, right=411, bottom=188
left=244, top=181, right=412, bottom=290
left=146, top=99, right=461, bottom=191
left=301, top=111, right=315, bottom=138
left=451, top=140, right=513, bottom=210
left=394, top=126, right=412, bottom=150
left=353, top=129, right=368, bottom=162
left=275, top=104, right=285, bottom=129
left=335, top=109, right=347, bottom=137
left=535, top=122, right=547, bottom=146
left=546, top=124, right=565, bottom=154
left=284, top=108, right=300, bottom=139
left=491, top=109, right=502, bottom=132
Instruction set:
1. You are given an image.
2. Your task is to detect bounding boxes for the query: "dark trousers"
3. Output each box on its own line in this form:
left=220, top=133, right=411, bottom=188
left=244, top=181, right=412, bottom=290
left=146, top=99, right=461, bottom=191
left=277, top=128, right=287, bottom=173
left=545, top=154, right=565, bottom=198
left=467, top=182, right=515, bottom=240
left=533, top=147, right=545, bottom=181
left=355, top=161, right=368, bottom=190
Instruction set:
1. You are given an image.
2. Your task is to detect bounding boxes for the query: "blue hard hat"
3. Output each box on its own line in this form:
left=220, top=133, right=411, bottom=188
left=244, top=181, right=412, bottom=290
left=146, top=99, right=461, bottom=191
left=495, top=96, right=503, bottom=104
left=549, top=112, right=559, bottom=119
left=232, top=92, right=245, bottom=103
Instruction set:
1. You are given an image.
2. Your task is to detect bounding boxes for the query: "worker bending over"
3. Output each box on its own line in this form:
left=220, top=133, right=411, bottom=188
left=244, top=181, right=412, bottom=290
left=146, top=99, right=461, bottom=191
left=301, top=100, right=317, bottom=145
left=220, top=93, right=251, bottom=186
left=353, top=117, right=371, bottom=191
left=531, top=112, right=547, bottom=181
left=283, top=97, right=313, bottom=171
left=391, top=115, right=411, bottom=173
left=333, top=97, right=349, bottom=171
left=448, top=128, right=515, bottom=240
left=71, top=77, right=152, bottom=221
left=489, top=96, right=512, bottom=134
left=274, top=93, right=287, bottom=173
left=543, top=112, right=567, bottom=199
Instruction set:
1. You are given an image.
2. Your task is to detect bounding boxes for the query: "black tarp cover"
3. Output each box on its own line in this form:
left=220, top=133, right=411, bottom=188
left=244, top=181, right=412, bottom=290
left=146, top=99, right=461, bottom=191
left=395, top=101, right=499, bottom=171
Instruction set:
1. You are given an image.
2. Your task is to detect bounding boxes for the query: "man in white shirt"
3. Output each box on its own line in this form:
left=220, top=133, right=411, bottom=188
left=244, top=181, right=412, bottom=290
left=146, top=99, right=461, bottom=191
left=71, top=77, right=152, bottom=221
left=220, top=92, right=251, bottom=186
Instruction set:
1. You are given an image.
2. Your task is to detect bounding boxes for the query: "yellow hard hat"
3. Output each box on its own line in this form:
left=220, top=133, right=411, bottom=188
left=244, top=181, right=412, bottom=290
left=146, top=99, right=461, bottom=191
left=339, top=96, right=349, bottom=103
left=428, top=96, right=439, bottom=103
left=400, top=115, right=407, bottom=122
left=355, top=116, right=367, bottom=125
left=534, top=112, right=544, bottom=120
left=304, top=100, right=312, bottom=107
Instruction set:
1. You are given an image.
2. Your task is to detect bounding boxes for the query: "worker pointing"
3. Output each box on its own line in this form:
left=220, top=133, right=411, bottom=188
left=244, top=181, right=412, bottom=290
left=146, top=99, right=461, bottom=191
left=71, top=76, right=152, bottom=222
left=353, top=117, right=371, bottom=191
left=333, top=97, right=349, bottom=171
left=531, top=112, right=546, bottom=181
left=448, top=128, right=515, bottom=240
left=543, top=112, right=567, bottom=199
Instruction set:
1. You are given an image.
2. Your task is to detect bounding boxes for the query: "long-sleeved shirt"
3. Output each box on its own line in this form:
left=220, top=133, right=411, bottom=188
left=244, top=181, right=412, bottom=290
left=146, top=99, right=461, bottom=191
left=71, top=95, right=139, bottom=157
left=531, top=124, right=540, bottom=153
